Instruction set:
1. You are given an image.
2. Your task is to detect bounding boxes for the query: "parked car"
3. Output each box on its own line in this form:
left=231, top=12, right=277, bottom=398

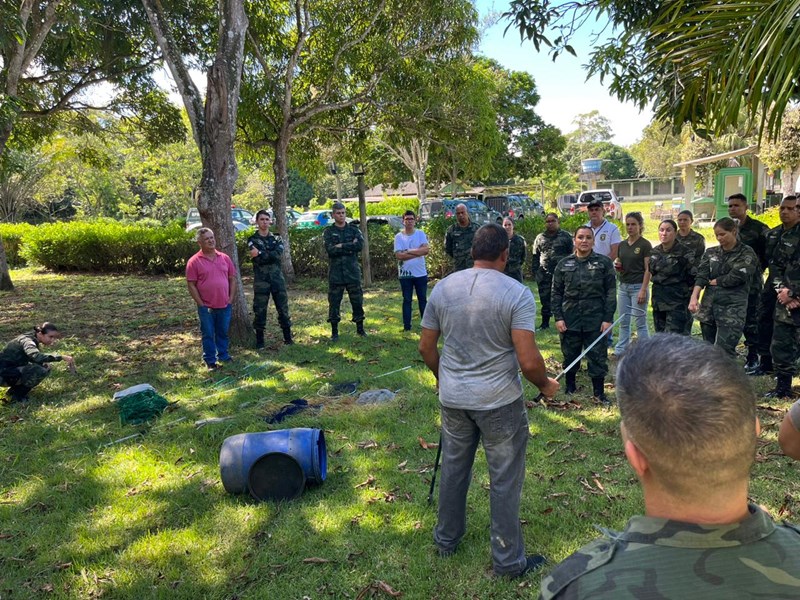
left=264, top=207, right=302, bottom=226
left=419, top=200, right=443, bottom=222
left=462, top=198, right=502, bottom=224
left=185, top=207, right=254, bottom=232
left=350, top=215, right=404, bottom=231
left=484, top=194, right=543, bottom=220
left=557, top=193, right=579, bottom=214
left=570, top=189, right=624, bottom=220
left=293, top=209, right=333, bottom=229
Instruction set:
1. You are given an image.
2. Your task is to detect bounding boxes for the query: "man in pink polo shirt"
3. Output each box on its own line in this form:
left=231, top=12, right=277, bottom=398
left=186, top=228, right=237, bottom=370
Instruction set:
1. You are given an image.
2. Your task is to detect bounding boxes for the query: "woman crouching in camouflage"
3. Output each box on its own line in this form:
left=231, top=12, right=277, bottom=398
left=0, top=323, right=75, bottom=403
left=689, top=217, right=758, bottom=358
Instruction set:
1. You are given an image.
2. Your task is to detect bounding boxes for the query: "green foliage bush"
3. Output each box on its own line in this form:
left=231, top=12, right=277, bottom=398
left=22, top=220, right=196, bottom=274
left=0, top=223, right=35, bottom=268
left=285, top=224, right=399, bottom=280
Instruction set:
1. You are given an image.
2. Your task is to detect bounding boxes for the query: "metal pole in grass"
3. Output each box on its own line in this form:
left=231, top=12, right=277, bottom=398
left=427, top=433, right=443, bottom=505
left=534, top=307, right=647, bottom=399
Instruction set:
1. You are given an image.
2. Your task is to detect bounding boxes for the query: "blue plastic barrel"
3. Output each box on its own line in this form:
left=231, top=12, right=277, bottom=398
left=219, top=428, right=327, bottom=501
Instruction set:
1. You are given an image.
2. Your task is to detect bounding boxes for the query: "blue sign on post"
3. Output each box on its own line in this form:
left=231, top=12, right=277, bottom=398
left=581, top=159, right=603, bottom=174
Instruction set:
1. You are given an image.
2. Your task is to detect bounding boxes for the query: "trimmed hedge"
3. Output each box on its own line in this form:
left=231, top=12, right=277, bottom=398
left=0, top=223, right=35, bottom=268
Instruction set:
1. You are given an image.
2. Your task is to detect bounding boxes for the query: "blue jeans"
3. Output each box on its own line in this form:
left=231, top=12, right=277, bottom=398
left=614, top=282, right=649, bottom=355
left=434, top=397, right=529, bottom=576
left=399, top=276, right=427, bottom=330
left=197, top=304, right=232, bottom=365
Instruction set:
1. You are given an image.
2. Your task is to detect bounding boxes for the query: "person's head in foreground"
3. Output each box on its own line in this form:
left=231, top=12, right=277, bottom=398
left=540, top=334, right=800, bottom=600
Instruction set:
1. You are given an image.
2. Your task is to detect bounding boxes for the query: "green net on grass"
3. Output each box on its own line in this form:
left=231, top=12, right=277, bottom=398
left=117, top=390, right=169, bottom=425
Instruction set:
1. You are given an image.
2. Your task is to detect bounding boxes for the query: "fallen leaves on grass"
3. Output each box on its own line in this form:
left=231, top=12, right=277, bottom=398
left=355, top=475, right=376, bottom=489
left=357, top=440, right=379, bottom=450
left=356, top=580, right=402, bottom=599
left=417, top=437, right=438, bottom=450
left=302, top=557, right=332, bottom=564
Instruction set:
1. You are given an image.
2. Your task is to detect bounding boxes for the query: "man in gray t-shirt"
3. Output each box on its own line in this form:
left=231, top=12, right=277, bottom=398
left=419, top=223, right=558, bottom=579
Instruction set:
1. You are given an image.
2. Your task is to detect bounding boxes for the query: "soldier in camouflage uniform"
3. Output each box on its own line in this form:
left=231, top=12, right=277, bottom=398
left=444, top=203, right=480, bottom=272
left=766, top=234, right=800, bottom=398
left=727, top=194, right=769, bottom=368
left=324, top=202, right=366, bottom=340
left=531, top=214, right=573, bottom=329
left=0, top=323, right=75, bottom=403
left=650, top=219, right=696, bottom=334
left=751, top=196, right=800, bottom=376
left=248, top=210, right=293, bottom=348
left=502, top=217, right=526, bottom=282
left=689, top=218, right=758, bottom=359
left=551, top=226, right=616, bottom=403
left=541, top=334, right=800, bottom=600
left=676, top=210, right=705, bottom=334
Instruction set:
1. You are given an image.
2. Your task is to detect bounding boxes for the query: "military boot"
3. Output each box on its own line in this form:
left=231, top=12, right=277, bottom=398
left=255, top=329, right=265, bottom=350
left=747, top=355, right=773, bottom=376
left=764, top=374, right=794, bottom=399
left=282, top=327, right=294, bottom=345
left=592, top=377, right=610, bottom=405
left=356, top=321, right=367, bottom=337
left=539, top=317, right=550, bottom=330
left=331, top=323, right=339, bottom=342
left=6, top=384, right=32, bottom=404
left=565, top=371, right=577, bottom=395
left=744, top=348, right=759, bottom=371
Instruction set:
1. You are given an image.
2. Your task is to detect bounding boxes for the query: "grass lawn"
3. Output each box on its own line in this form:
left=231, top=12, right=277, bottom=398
left=1, top=268, right=797, bottom=599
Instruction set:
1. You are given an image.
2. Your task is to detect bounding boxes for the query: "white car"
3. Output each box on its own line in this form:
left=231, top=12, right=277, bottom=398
left=570, top=189, right=623, bottom=220
left=185, top=207, right=254, bottom=232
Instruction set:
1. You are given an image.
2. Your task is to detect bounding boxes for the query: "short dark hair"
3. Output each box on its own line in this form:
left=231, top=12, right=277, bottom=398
left=332, top=202, right=346, bottom=211
left=727, top=193, right=747, bottom=204
left=677, top=210, right=694, bottom=221
left=255, top=209, right=271, bottom=221
left=660, top=219, right=678, bottom=232
left=781, top=195, right=797, bottom=203
left=471, top=223, right=509, bottom=261
left=574, top=225, right=593, bottom=239
left=403, top=210, right=416, bottom=218
left=714, top=216, right=738, bottom=232
left=617, top=334, right=756, bottom=499
left=545, top=213, right=560, bottom=221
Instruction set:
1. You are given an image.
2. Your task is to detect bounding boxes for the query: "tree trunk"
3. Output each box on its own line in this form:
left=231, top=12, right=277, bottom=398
left=781, top=164, right=800, bottom=196
left=357, top=175, right=372, bottom=286
left=0, top=236, right=13, bottom=291
left=142, top=0, right=250, bottom=344
left=272, top=135, right=296, bottom=282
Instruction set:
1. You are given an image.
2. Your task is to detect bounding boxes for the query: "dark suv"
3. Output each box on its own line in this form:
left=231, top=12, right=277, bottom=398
left=484, top=194, right=543, bottom=220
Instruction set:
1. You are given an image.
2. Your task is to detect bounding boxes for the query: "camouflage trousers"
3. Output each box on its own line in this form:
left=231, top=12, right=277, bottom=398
left=771, top=319, right=800, bottom=378
left=536, top=273, right=554, bottom=320
left=701, top=321, right=744, bottom=359
left=653, top=308, right=688, bottom=335
left=756, top=285, right=777, bottom=357
left=328, top=282, right=365, bottom=324
left=1, top=363, right=50, bottom=390
left=253, top=283, right=291, bottom=331
left=743, top=287, right=762, bottom=349
left=560, top=328, right=608, bottom=379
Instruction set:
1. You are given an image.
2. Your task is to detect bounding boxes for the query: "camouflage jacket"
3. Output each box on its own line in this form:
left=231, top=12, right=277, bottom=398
left=444, top=221, right=479, bottom=271
left=649, top=242, right=696, bottom=311
left=738, top=215, right=769, bottom=271
left=694, top=242, right=757, bottom=314
left=765, top=222, right=800, bottom=285
left=540, top=504, right=800, bottom=600
left=676, top=229, right=705, bottom=266
left=0, top=332, right=62, bottom=368
left=532, top=229, right=574, bottom=278
left=551, top=252, right=616, bottom=331
left=504, top=234, right=527, bottom=277
left=247, top=232, right=286, bottom=286
left=775, top=239, right=800, bottom=326
left=324, top=223, right=364, bottom=285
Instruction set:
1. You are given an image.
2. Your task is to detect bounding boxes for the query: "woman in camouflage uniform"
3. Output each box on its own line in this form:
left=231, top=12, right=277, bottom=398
left=502, top=217, right=526, bottom=283
left=650, top=219, right=696, bottom=334
left=0, top=323, right=74, bottom=403
left=689, top=218, right=758, bottom=358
